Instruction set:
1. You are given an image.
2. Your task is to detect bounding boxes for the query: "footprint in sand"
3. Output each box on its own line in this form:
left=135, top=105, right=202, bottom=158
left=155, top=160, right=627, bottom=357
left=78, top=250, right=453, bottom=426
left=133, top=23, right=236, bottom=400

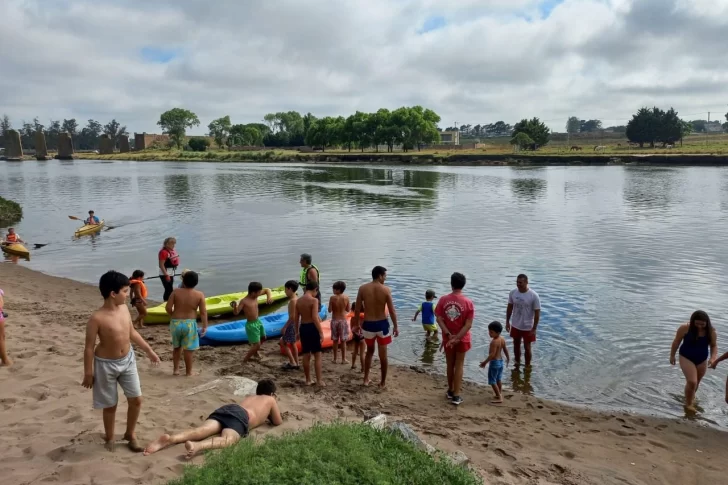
left=559, top=450, right=576, bottom=459
left=676, top=430, right=699, bottom=439
left=647, top=439, right=670, bottom=450
left=493, top=448, right=516, bottom=461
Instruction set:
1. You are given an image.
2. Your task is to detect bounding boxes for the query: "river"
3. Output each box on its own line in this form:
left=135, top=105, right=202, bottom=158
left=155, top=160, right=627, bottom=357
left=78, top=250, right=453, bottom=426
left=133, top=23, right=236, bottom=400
left=2, top=159, right=728, bottom=426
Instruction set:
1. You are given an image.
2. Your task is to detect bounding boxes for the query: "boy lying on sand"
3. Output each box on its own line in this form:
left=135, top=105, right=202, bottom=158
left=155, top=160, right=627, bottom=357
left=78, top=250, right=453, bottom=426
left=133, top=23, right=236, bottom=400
left=143, top=379, right=282, bottom=459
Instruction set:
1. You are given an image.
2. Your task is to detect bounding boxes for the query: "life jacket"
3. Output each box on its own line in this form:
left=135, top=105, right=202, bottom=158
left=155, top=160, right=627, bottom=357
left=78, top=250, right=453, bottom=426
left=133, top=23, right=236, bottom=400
left=85, top=216, right=98, bottom=225
left=421, top=301, right=436, bottom=324
left=5, top=234, right=18, bottom=243
left=129, top=279, right=148, bottom=298
left=299, top=264, right=320, bottom=287
left=162, top=248, right=180, bottom=269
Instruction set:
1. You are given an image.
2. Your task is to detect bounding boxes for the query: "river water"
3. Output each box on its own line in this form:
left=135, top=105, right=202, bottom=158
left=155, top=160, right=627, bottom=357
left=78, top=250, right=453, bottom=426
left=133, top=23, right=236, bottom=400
left=2, top=159, right=728, bottom=426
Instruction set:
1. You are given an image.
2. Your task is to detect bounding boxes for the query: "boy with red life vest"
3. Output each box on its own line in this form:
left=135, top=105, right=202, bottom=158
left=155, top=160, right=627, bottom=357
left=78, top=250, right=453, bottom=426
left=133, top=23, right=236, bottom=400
left=129, top=270, right=148, bottom=329
left=3, top=228, right=23, bottom=244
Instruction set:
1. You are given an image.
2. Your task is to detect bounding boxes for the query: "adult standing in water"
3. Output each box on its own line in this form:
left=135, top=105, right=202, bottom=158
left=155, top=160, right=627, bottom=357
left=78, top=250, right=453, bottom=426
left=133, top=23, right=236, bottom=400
left=505, top=274, right=540, bottom=367
left=670, top=310, right=717, bottom=413
left=299, top=253, right=321, bottom=310
left=158, top=237, right=180, bottom=301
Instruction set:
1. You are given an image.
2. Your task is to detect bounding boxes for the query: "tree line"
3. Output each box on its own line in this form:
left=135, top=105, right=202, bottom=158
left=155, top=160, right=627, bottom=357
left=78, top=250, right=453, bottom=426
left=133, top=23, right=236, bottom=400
left=0, top=115, right=128, bottom=151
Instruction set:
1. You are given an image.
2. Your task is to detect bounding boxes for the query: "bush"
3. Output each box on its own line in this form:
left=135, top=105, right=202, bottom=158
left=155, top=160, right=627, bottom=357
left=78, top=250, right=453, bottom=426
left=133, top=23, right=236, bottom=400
left=167, top=423, right=481, bottom=485
left=0, top=196, right=23, bottom=225
left=188, top=138, right=211, bottom=152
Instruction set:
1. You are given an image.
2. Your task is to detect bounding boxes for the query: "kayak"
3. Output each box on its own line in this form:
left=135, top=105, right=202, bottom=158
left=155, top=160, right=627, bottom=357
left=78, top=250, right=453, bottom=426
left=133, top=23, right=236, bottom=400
left=1, top=243, right=30, bottom=259
left=74, top=220, right=105, bottom=237
left=200, top=304, right=328, bottom=346
left=143, top=285, right=287, bottom=324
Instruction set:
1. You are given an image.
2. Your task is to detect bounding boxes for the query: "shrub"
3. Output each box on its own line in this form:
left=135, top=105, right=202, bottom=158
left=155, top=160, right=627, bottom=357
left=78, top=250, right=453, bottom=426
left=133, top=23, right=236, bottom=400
left=0, top=196, right=23, bottom=224
left=188, top=138, right=211, bottom=152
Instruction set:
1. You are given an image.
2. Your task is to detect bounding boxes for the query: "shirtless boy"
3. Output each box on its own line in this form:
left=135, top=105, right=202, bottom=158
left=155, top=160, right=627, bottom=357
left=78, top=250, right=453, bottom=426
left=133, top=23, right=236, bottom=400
left=279, top=280, right=300, bottom=370
left=165, top=271, right=207, bottom=376
left=82, top=270, right=160, bottom=452
left=233, top=282, right=273, bottom=362
left=143, top=378, right=283, bottom=459
left=297, top=282, right=325, bottom=386
left=353, top=266, right=398, bottom=388
left=479, top=321, right=510, bottom=404
left=329, top=281, right=351, bottom=364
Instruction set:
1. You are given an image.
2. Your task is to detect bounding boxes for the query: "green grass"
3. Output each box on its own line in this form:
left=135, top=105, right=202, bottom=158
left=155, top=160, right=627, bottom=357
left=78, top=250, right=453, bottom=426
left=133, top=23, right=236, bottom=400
left=0, top=196, right=22, bottom=225
left=167, top=423, right=481, bottom=485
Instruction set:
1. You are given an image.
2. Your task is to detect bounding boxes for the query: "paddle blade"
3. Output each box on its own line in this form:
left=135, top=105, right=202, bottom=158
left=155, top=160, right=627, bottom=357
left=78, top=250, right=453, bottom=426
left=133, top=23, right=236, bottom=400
left=34, top=243, right=48, bottom=249
left=68, top=215, right=81, bottom=221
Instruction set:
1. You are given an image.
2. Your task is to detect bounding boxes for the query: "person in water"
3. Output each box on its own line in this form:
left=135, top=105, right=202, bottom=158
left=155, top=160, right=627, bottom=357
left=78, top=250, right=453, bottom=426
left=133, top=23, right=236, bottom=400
left=353, top=266, right=398, bottom=388
left=299, top=253, right=321, bottom=310
left=143, top=378, right=283, bottom=459
left=279, top=280, right=300, bottom=370
left=85, top=210, right=101, bottom=225
left=709, top=347, right=728, bottom=405
left=479, top=321, right=510, bottom=404
left=670, top=310, right=718, bottom=413
left=82, top=271, right=160, bottom=452
left=158, top=237, right=180, bottom=302
left=0, top=288, right=12, bottom=366
left=129, top=270, right=148, bottom=329
left=413, top=290, right=438, bottom=339
left=233, top=282, right=274, bottom=362
left=165, top=271, right=208, bottom=376
left=329, top=281, right=351, bottom=364
left=506, top=274, right=541, bottom=367
left=3, top=227, right=23, bottom=244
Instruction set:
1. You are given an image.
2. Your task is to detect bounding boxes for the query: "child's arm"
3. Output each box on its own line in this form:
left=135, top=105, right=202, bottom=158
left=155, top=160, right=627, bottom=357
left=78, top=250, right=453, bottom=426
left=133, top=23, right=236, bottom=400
left=281, top=300, right=295, bottom=334
left=313, top=302, right=324, bottom=342
left=294, top=304, right=301, bottom=341
left=352, top=288, right=362, bottom=326
left=345, top=296, right=351, bottom=313
left=269, top=398, right=283, bottom=426
left=480, top=340, right=498, bottom=367
left=710, top=352, right=728, bottom=369
left=503, top=340, right=510, bottom=366
left=263, top=288, right=273, bottom=304
left=82, top=315, right=99, bottom=388
left=328, top=296, right=335, bottom=315
left=232, top=298, right=243, bottom=316
left=670, top=324, right=688, bottom=365
left=129, top=319, right=160, bottom=363
left=412, top=304, right=421, bottom=322
left=199, top=294, right=208, bottom=336
left=165, top=291, right=175, bottom=315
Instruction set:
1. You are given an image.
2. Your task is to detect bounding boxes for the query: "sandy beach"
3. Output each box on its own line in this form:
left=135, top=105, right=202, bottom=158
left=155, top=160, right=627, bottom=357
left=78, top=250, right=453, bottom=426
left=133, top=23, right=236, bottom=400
left=1, top=264, right=726, bottom=485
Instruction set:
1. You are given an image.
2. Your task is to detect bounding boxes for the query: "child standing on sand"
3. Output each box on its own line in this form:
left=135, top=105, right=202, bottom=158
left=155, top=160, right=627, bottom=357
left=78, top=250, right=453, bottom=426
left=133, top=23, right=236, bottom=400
left=329, top=281, right=351, bottom=364
left=233, top=282, right=273, bottom=362
left=479, top=321, right=510, bottom=404
left=670, top=310, right=717, bottom=413
left=350, top=299, right=365, bottom=372
left=165, top=271, right=208, bottom=376
left=82, top=271, right=160, bottom=452
left=0, top=288, right=11, bottom=366
left=129, top=270, right=148, bottom=329
left=280, top=280, right=300, bottom=370
left=413, top=290, right=438, bottom=339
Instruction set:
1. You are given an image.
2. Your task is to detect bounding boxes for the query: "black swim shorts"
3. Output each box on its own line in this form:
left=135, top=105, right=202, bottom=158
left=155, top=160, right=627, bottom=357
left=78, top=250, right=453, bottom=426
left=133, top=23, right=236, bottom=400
left=207, top=404, right=250, bottom=437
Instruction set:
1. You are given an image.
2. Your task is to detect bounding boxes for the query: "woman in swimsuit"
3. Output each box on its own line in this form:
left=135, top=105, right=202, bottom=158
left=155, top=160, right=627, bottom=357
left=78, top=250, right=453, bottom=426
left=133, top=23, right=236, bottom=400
left=670, top=310, right=718, bottom=413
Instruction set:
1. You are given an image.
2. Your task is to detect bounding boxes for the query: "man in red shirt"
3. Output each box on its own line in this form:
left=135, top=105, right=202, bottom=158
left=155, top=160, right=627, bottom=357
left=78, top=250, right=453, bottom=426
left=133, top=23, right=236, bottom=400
left=435, top=272, right=474, bottom=406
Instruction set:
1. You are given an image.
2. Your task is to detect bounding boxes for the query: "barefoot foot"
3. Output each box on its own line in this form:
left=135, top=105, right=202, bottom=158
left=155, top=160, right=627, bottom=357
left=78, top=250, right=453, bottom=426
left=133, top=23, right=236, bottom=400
left=143, top=434, right=171, bottom=456
left=363, top=379, right=371, bottom=386
left=491, top=399, right=504, bottom=405
left=184, top=441, right=198, bottom=460
left=104, top=439, right=116, bottom=452
left=342, top=359, right=350, bottom=364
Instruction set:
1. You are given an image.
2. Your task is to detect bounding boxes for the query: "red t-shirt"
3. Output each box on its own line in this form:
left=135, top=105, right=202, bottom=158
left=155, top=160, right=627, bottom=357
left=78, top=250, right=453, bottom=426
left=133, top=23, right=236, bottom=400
left=435, top=292, right=475, bottom=343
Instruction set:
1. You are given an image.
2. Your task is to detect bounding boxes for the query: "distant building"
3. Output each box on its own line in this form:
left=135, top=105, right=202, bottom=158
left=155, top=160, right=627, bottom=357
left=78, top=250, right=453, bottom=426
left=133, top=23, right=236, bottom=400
left=134, top=132, right=171, bottom=150
left=439, top=130, right=460, bottom=145
left=705, top=124, right=724, bottom=133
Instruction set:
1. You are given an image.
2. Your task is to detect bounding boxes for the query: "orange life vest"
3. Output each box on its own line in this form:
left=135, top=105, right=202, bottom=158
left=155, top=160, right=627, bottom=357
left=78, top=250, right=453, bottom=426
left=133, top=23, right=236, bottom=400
left=129, top=279, right=148, bottom=298
left=5, top=234, right=18, bottom=243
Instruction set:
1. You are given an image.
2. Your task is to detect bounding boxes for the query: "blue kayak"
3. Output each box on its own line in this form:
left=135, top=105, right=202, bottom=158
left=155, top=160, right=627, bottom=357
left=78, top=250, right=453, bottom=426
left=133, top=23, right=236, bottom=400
left=199, top=304, right=327, bottom=346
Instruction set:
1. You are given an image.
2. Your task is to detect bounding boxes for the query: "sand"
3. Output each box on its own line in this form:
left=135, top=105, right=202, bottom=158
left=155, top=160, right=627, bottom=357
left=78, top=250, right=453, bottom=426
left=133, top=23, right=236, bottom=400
left=1, top=264, right=726, bottom=485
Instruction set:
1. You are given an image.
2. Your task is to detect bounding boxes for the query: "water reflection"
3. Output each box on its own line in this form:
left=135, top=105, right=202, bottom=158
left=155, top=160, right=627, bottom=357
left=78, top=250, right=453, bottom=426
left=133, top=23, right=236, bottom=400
left=622, top=166, right=681, bottom=213
left=510, top=366, right=534, bottom=395
left=420, top=339, right=439, bottom=365
left=509, top=168, right=547, bottom=201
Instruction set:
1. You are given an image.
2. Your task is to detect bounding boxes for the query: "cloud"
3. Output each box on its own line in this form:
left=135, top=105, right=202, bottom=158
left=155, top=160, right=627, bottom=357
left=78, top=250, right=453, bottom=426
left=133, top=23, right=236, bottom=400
left=1, top=0, right=727, bottom=133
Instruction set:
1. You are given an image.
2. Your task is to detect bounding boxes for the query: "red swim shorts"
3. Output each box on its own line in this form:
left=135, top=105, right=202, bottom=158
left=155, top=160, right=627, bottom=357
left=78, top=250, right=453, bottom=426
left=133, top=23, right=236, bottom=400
left=510, top=327, right=536, bottom=343
left=443, top=334, right=471, bottom=353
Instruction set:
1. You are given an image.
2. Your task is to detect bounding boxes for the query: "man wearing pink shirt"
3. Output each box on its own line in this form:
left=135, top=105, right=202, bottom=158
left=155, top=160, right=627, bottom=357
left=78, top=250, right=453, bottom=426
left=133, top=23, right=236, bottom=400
left=435, top=272, right=474, bottom=406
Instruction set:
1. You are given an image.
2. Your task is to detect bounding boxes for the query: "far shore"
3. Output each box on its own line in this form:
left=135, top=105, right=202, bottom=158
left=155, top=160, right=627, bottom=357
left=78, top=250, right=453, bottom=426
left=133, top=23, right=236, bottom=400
left=2, top=263, right=728, bottom=484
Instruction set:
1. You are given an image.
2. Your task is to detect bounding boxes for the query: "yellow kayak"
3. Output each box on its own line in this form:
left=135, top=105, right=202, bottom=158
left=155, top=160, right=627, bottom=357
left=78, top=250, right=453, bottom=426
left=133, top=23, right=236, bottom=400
left=143, top=285, right=288, bottom=324
left=1, top=242, right=30, bottom=258
left=75, top=220, right=105, bottom=237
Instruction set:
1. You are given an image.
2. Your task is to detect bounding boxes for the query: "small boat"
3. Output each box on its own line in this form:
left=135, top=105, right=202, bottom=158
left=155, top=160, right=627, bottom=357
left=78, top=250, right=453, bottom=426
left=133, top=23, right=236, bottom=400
left=201, top=305, right=328, bottom=346
left=144, top=285, right=288, bottom=324
left=74, top=220, right=105, bottom=237
left=1, top=242, right=30, bottom=259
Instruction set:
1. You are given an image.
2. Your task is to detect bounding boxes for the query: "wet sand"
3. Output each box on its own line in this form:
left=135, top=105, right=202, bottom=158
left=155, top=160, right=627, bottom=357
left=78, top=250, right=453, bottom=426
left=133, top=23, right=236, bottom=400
left=1, top=263, right=726, bottom=485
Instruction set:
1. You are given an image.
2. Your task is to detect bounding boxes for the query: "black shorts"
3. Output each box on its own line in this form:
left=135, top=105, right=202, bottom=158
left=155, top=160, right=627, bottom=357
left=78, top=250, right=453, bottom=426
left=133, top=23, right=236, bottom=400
left=300, top=323, right=322, bottom=354
left=207, top=404, right=249, bottom=437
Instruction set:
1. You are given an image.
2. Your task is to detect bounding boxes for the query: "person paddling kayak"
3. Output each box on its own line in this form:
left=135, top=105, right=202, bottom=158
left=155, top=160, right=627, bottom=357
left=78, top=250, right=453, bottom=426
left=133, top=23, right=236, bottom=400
left=159, top=237, right=180, bottom=301
left=85, top=210, right=101, bottom=225
left=3, top=228, right=23, bottom=245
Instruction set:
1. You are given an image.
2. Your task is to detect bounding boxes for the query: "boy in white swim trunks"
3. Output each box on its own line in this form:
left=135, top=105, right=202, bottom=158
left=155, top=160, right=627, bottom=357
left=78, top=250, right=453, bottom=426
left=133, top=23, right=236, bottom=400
left=83, top=271, right=160, bottom=452
left=165, top=271, right=208, bottom=376
left=328, top=281, right=351, bottom=364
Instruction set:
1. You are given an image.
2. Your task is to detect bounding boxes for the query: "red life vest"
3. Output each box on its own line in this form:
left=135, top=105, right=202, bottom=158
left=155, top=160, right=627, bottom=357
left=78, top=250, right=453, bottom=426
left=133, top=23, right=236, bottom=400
left=161, top=248, right=180, bottom=269
left=129, top=279, right=148, bottom=298
left=6, top=234, right=18, bottom=243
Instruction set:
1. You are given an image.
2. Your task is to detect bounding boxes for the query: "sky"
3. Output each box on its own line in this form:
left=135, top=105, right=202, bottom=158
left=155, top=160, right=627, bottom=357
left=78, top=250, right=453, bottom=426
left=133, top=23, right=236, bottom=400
left=2, top=0, right=728, bottom=134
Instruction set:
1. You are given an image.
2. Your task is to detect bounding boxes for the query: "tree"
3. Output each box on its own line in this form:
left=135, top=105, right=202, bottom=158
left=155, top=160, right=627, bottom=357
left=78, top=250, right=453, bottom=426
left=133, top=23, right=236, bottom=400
left=566, top=116, right=580, bottom=134
left=79, top=119, right=103, bottom=150
left=510, top=132, right=534, bottom=151
left=580, top=119, right=602, bottom=132
left=45, top=120, right=61, bottom=150
left=512, top=117, right=550, bottom=147
left=188, top=137, right=210, bottom=151
left=691, top=120, right=707, bottom=133
left=305, top=116, right=344, bottom=151
left=0, top=115, right=11, bottom=148
left=626, top=107, right=684, bottom=148
left=157, top=108, right=200, bottom=148
left=61, top=118, right=78, bottom=136
left=208, top=115, right=231, bottom=148
left=626, top=108, right=656, bottom=148
left=228, top=124, right=264, bottom=147
left=103, top=119, right=128, bottom=147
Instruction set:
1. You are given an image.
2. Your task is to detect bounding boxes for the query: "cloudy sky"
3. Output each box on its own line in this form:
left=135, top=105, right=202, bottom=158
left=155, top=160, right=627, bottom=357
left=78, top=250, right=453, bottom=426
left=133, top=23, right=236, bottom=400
left=2, top=0, right=728, bottom=133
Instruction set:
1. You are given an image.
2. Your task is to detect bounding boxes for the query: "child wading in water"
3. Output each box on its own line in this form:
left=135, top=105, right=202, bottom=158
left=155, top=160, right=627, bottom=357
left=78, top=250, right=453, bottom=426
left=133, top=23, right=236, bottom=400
left=129, top=271, right=148, bottom=329
left=279, top=280, right=300, bottom=370
left=413, top=290, right=438, bottom=339
left=670, top=310, right=717, bottom=414
left=329, top=281, right=351, bottom=364
left=233, top=282, right=273, bottom=362
left=83, top=271, right=160, bottom=452
left=480, top=321, right=510, bottom=404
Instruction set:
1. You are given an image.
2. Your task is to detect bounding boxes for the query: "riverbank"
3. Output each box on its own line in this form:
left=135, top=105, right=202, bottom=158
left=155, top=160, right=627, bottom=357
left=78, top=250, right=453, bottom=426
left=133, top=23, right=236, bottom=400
left=72, top=149, right=728, bottom=166
left=0, top=196, right=23, bottom=225
left=1, top=265, right=727, bottom=484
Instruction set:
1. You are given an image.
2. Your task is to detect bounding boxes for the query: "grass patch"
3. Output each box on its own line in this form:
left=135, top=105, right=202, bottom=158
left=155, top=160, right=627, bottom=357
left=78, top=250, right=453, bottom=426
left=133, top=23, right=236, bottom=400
left=0, top=196, right=22, bottom=225
left=167, top=423, right=481, bottom=485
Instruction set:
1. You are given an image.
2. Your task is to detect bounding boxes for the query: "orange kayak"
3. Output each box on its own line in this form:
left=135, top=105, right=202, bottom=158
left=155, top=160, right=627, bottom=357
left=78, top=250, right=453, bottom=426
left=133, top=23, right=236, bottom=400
left=280, top=311, right=362, bottom=354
